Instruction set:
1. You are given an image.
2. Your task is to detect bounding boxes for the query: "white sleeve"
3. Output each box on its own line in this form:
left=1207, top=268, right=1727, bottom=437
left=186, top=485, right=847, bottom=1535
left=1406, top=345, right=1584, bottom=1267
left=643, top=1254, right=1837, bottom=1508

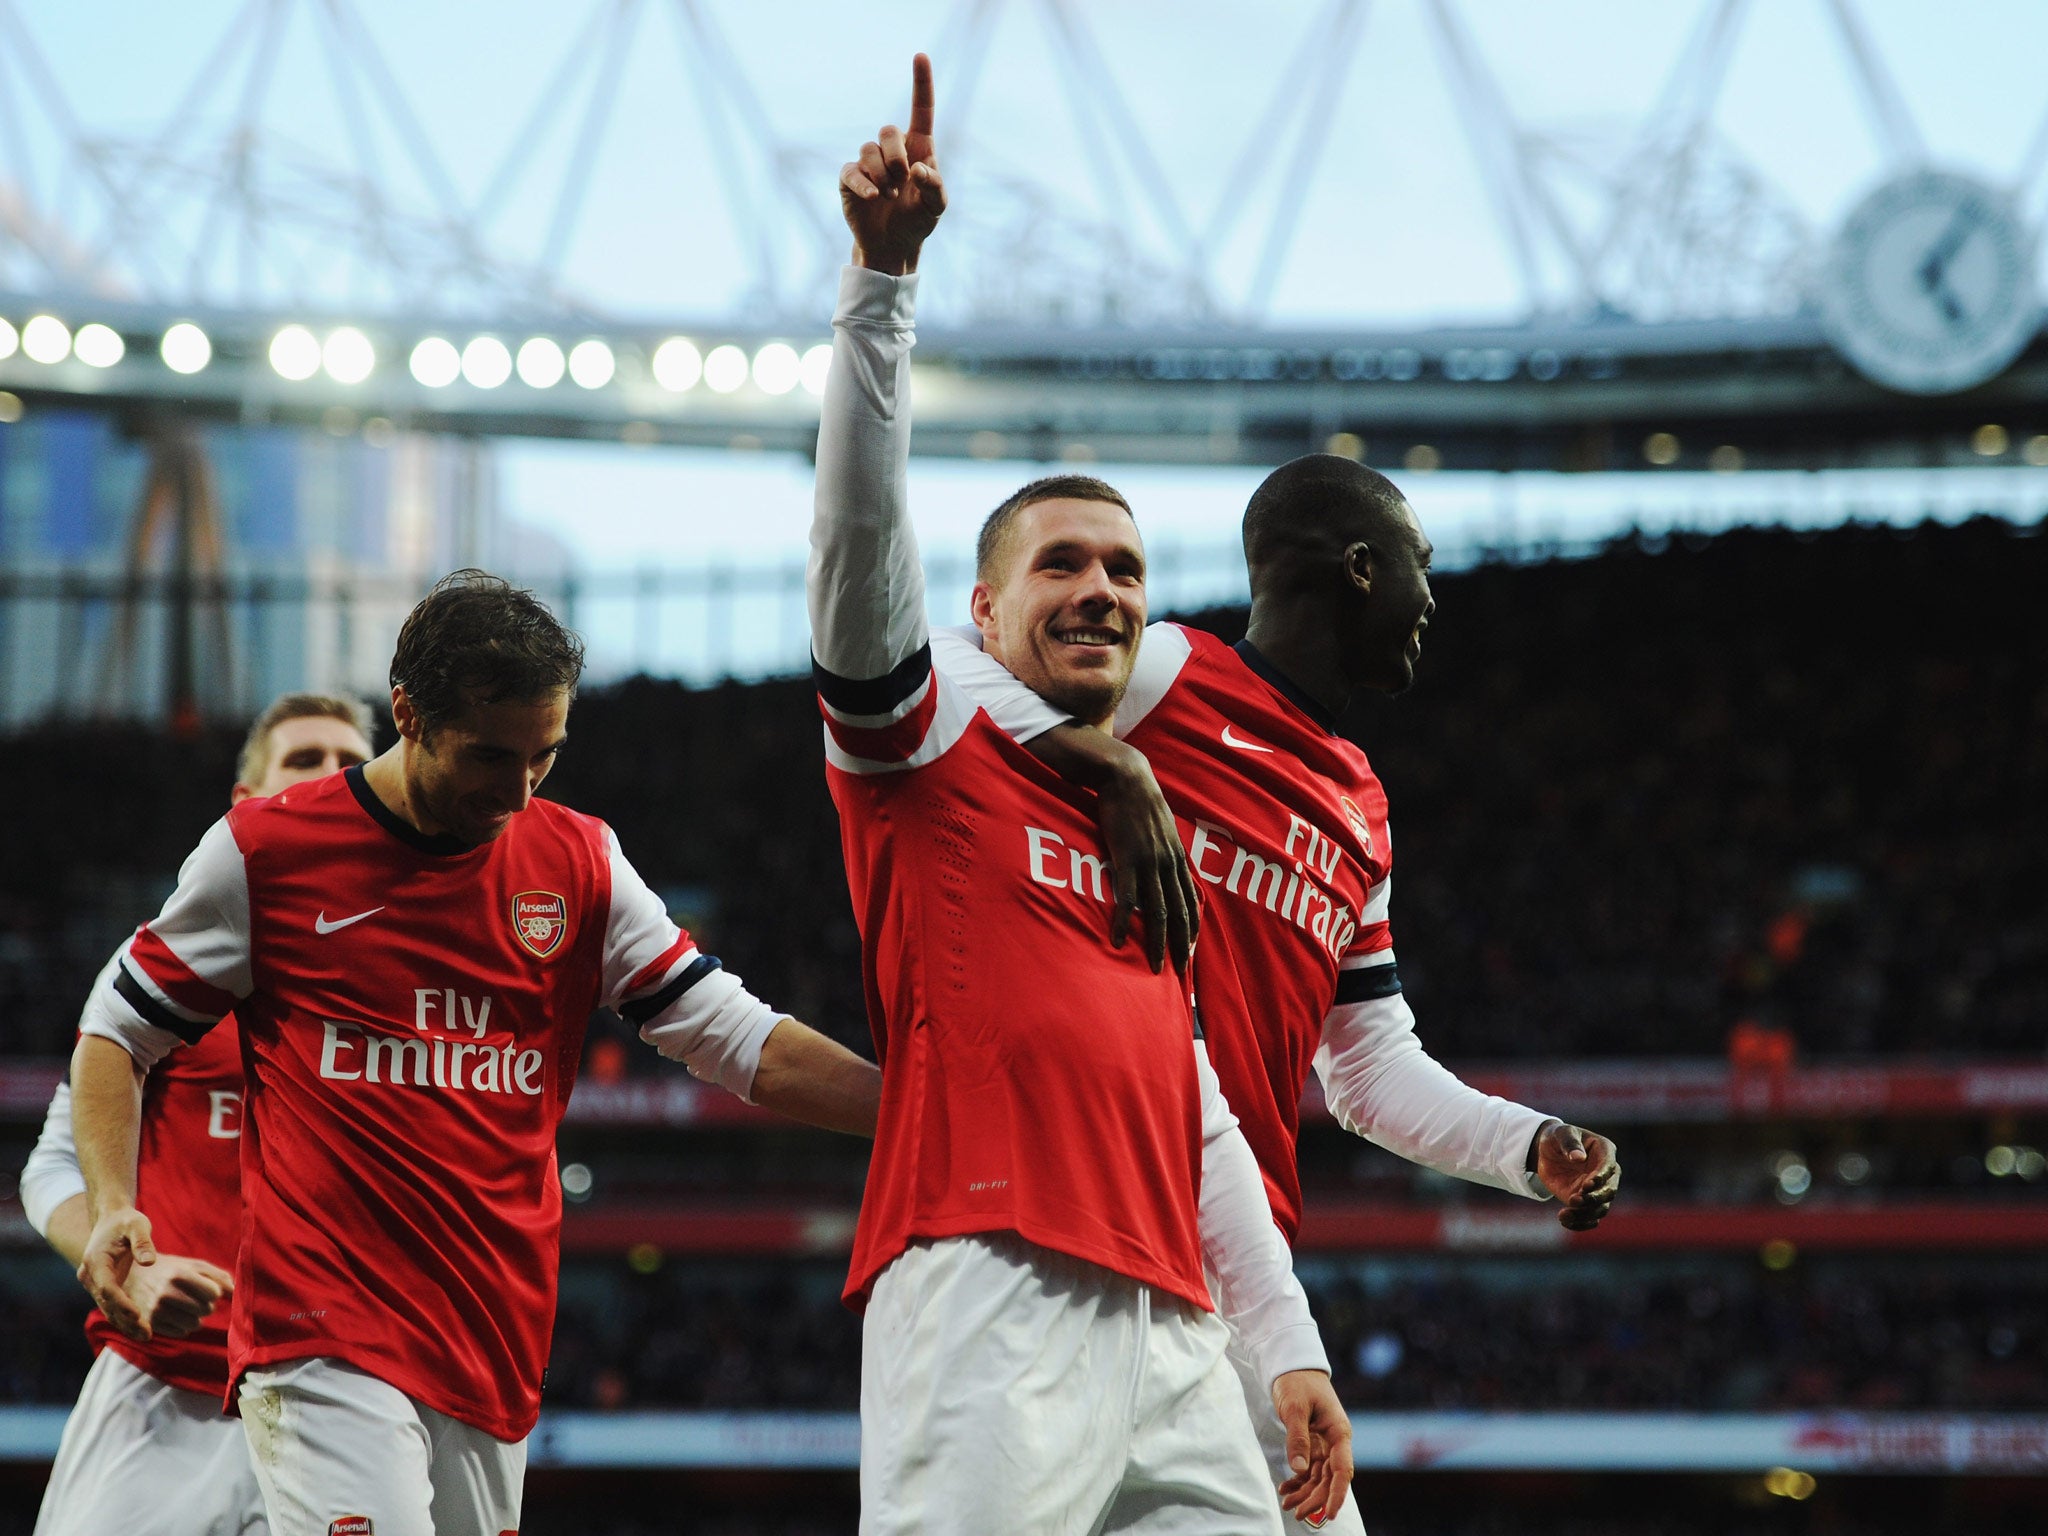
left=1196, top=1040, right=1331, bottom=1389
left=1314, top=991, right=1550, bottom=1198
left=80, top=818, right=250, bottom=1070
left=928, top=624, right=1075, bottom=743
left=601, top=830, right=782, bottom=1101
left=20, top=1079, right=86, bottom=1237
left=808, top=265, right=926, bottom=686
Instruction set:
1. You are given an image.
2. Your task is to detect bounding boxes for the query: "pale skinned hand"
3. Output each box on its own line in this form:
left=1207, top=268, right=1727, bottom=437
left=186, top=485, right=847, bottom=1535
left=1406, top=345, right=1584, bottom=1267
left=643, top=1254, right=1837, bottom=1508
left=77, top=1205, right=160, bottom=1341
left=1271, top=1368, right=1354, bottom=1527
left=125, top=1252, right=235, bottom=1339
left=1534, top=1121, right=1621, bottom=1231
left=839, top=53, right=947, bottom=274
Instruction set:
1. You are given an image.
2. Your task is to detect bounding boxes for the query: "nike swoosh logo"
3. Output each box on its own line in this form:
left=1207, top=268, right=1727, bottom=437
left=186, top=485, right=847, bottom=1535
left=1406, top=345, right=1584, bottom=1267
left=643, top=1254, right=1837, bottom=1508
left=314, top=907, right=385, bottom=935
left=1220, top=725, right=1274, bottom=753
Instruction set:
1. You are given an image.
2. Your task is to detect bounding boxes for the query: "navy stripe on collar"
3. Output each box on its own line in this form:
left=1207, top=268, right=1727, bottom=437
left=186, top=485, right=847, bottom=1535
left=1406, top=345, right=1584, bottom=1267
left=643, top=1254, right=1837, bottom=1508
left=1232, top=640, right=1338, bottom=733
left=346, top=764, right=474, bottom=857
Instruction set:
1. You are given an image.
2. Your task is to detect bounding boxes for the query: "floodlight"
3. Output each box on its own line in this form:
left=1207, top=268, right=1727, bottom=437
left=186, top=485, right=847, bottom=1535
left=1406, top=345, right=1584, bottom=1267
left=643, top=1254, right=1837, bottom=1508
left=651, top=337, right=702, bottom=392
left=23, top=315, right=72, bottom=365
left=160, top=323, right=212, bottom=375
left=704, top=344, right=748, bottom=393
left=269, top=325, right=321, bottom=380
left=517, top=337, right=566, bottom=389
left=752, top=342, right=799, bottom=396
left=410, top=337, right=461, bottom=387
left=568, top=339, right=615, bottom=389
left=0, top=317, right=17, bottom=360
left=799, top=343, right=832, bottom=396
left=462, top=336, right=512, bottom=389
left=324, top=327, right=375, bottom=384
left=74, top=323, right=124, bottom=368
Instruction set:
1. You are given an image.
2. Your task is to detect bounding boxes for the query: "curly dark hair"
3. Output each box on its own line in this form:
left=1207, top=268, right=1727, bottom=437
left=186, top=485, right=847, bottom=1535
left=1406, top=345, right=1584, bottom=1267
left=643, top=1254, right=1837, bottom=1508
left=389, top=569, right=585, bottom=740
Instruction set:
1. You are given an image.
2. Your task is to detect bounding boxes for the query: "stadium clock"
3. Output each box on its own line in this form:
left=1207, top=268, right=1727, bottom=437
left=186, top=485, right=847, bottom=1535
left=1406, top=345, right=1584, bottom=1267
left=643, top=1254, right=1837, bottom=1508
left=1818, top=168, right=2041, bottom=395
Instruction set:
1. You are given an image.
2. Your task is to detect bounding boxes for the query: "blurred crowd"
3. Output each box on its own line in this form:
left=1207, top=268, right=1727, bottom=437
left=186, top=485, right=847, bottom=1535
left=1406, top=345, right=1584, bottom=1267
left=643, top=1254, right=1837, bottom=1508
left=2, top=516, right=2043, bottom=1064
left=11, top=1253, right=2038, bottom=1416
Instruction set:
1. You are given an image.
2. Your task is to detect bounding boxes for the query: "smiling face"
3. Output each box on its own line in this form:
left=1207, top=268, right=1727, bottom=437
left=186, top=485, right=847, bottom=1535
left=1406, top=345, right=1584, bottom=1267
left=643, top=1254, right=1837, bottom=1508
left=395, top=687, right=569, bottom=845
left=970, top=496, right=1147, bottom=727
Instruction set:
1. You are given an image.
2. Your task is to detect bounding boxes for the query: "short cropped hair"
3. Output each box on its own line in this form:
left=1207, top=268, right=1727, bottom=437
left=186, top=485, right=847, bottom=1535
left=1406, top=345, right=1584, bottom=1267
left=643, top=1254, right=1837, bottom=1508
left=389, top=569, right=586, bottom=740
left=975, top=474, right=1135, bottom=584
left=1241, top=455, right=1410, bottom=580
left=237, top=693, right=376, bottom=788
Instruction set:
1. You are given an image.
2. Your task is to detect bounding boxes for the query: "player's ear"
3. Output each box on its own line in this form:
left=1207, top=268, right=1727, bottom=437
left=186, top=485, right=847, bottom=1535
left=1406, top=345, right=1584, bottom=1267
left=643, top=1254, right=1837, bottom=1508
left=1343, top=541, right=1374, bottom=595
left=230, top=781, right=257, bottom=805
left=391, top=686, right=425, bottom=745
left=969, top=580, right=997, bottom=638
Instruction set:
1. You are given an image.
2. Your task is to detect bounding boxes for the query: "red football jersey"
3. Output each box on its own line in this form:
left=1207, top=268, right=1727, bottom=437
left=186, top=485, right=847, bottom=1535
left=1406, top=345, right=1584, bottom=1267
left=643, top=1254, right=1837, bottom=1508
left=821, top=670, right=1210, bottom=1313
left=85, top=1013, right=245, bottom=1396
left=85, top=766, right=779, bottom=1440
left=1117, top=625, right=1398, bottom=1238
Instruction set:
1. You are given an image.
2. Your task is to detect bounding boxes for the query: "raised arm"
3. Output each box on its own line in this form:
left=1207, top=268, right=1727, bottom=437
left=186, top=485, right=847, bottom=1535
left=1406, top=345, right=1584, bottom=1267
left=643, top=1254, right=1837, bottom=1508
left=808, top=55, right=947, bottom=690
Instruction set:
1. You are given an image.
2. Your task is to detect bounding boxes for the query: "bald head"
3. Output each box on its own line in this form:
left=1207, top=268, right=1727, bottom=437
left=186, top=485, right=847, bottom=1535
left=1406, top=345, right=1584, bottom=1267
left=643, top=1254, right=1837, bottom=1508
left=1241, top=454, right=1417, bottom=594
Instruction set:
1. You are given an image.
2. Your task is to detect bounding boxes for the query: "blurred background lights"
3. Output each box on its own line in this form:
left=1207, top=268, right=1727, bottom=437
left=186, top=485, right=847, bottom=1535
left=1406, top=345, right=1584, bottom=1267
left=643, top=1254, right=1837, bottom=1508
left=1972, top=423, right=2009, bottom=456
left=1835, top=1151, right=1870, bottom=1184
left=22, top=315, right=72, bottom=364
left=559, top=1161, right=593, bottom=1200
left=1644, top=431, right=1681, bottom=465
left=703, top=343, right=748, bottom=393
left=0, top=390, right=21, bottom=423
left=799, top=342, right=832, bottom=396
left=1985, top=1145, right=2017, bottom=1177
left=568, top=338, right=615, bottom=389
left=73, top=323, right=124, bottom=368
left=651, top=337, right=702, bottom=392
left=1763, top=1468, right=1817, bottom=1501
left=268, top=324, right=320, bottom=380
left=0, top=317, right=17, bottom=360
left=516, top=337, right=565, bottom=389
left=751, top=341, right=799, bottom=395
left=409, top=336, right=461, bottom=388
left=159, top=322, right=211, bottom=375
left=462, top=335, right=512, bottom=389
left=322, top=326, right=374, bottom=384
left=1772, top=1151, right=1812, bottom=1200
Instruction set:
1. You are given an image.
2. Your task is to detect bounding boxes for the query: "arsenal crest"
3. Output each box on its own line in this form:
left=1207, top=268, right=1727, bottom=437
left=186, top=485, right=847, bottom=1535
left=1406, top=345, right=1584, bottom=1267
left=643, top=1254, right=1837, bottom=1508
left=511, top=891, right=568, bottom=959
left=1339, top=795, right=1375, bottom=854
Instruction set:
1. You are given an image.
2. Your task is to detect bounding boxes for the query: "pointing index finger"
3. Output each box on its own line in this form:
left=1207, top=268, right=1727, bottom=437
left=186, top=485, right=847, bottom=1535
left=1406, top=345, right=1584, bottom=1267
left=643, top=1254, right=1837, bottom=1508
left=909, top=53, right=935, bottom=137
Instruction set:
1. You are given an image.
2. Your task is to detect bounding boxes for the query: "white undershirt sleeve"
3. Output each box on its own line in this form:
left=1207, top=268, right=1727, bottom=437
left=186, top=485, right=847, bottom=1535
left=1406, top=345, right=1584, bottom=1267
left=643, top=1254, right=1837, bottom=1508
left=1314, top=992, right=1550, bottom=1198
left=20, top=1079, right=86, bottom=1237
left=1196, top=1039, right=1331, bottom=1389
left=601, top=831, right=782, bottom=1101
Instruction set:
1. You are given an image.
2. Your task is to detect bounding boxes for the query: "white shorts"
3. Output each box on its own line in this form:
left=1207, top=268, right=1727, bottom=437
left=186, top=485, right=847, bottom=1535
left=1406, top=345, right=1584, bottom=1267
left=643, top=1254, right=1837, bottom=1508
left=35, top=1348, right=268, bottom=1536
left=860, top=1231, right=1281, bottom=1536
left=1220, top=1302, right=1368, bottom=1534
left=238, top=1357, right=524, bottom=1536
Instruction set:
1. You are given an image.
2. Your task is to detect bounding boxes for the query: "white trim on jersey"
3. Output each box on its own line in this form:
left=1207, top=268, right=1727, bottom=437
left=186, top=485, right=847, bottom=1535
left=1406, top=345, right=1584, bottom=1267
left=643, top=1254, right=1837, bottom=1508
left=600, top=828, right=782, bottom=1102
left=1314, top=990, right=1548, bottom=1199
left=1194, top=1039, right=1329, bottom=1390
left=818, top=669, right=980, bottom=777
left=1356, top=874, right=1393, bottom=928
left=928, top=624, right=1072, bottom=742
left=1112, top=621, right=1195, bottom=736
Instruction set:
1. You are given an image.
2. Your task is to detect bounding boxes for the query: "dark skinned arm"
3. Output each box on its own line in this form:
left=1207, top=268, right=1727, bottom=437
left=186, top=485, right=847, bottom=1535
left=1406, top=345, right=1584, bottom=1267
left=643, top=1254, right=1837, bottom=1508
left=1023, top=724, right=1198, bottom=975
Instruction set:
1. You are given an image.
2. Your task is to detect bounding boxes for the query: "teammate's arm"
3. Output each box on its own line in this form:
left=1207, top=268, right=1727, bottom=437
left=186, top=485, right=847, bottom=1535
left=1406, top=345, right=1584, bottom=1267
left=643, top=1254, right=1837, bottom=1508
left=1315, top=981, right=1620, bottom=1228
left=604, top=832, right=879, bottom=1135
left=1194, top=1041, right=1353, bottom=1524
left=70, top=818, right=250, bottom=1337
left=928, top=625, right=1197, bottom=973
left=25, top=1075, right=234, bottom=1333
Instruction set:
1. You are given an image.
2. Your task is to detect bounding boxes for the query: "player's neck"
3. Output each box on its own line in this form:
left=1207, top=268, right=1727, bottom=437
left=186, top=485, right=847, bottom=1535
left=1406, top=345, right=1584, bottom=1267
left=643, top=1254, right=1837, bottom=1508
left=360, top=747, right=446, bottom=838
left=1242, top=610, right=1350, bottom=721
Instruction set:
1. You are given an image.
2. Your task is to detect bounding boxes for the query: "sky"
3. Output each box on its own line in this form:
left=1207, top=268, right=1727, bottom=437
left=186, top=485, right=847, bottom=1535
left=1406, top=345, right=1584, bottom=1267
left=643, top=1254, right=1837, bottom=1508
left=8, top=0, right=2048, bottom=676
